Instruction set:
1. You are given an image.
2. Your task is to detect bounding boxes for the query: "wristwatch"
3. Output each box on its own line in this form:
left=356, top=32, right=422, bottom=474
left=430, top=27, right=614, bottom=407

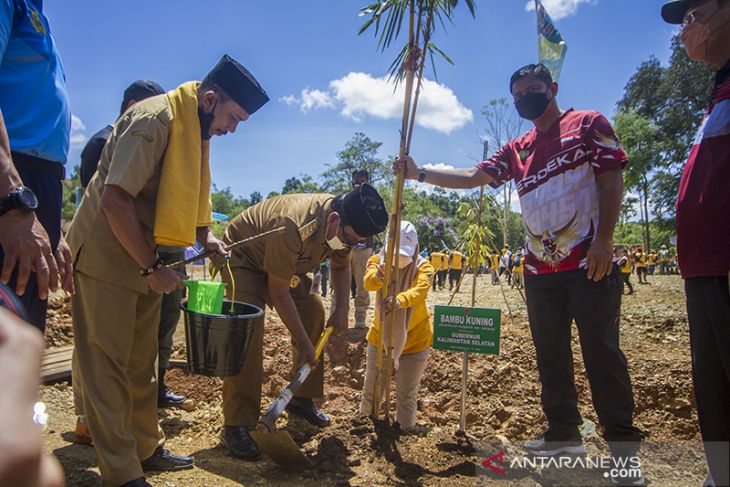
left=0, top=186, right=38, bottom=216
left=418, top=167, right=427, bottom=183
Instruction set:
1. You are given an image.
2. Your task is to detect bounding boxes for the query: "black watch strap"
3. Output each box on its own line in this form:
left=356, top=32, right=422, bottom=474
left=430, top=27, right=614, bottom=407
left=418, top=167, right=427, bottom=183
left=140, top=258, right=164, bottom=277
left=0, top=186, right=38, bottom=216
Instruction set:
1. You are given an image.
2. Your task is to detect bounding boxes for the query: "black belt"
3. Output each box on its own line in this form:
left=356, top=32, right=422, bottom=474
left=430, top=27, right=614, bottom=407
left=11, top=152, right=65, bottom=179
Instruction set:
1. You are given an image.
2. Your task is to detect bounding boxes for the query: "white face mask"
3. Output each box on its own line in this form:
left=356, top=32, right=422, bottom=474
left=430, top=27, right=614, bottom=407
left=327, top=234, right=347, bottom=251
left=398, top=254, right=413, bottom=269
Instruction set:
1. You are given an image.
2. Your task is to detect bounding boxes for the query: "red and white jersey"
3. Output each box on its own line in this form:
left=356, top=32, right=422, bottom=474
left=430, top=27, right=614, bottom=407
left=676, top=63, right=730, bottom=278
left=477, top=109, right=628, bottom=275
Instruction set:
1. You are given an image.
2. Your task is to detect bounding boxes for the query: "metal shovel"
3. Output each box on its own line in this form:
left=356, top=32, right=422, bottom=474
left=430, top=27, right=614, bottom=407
left=250, top=326, right=334, bottom=469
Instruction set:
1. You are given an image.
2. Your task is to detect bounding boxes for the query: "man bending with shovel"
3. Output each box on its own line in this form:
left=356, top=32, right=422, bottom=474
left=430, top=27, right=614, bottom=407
left=66, top=55, right=269, bottom=487
left=218, top=184, right=388, bottom=461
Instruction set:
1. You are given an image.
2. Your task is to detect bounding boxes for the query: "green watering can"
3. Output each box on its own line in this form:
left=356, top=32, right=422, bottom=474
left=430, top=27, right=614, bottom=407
left=183, top=280, right=226, bottom=315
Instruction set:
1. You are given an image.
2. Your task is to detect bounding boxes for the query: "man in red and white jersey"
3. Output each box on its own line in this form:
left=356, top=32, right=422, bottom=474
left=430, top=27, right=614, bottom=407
left=663, top=1, right=730, bottom=485
left=395, top=64, right=644, bottom=480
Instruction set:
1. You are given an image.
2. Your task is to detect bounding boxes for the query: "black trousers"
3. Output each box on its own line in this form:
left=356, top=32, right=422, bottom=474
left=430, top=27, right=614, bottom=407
left=524, top=268, right=643, bottom=451
left=685, top=277, right=730, bottom=486
left=157, top=249, right=185, bottom=370
left=436, top=270, right=447, bottom=289
left=620, top=272, right=634, bottom=294
left=0, top=166, right=62, bottom=332
left=449, top=269, right=462, bottom=289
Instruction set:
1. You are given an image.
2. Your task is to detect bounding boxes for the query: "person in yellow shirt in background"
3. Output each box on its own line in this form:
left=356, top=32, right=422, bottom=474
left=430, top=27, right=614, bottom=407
left=634, top=246, right=648, bottom=284
left=512, top=249, right=524, bottom=289
left=490, top=252, right=500, bottom=285
left=647, top=250, right=658, bottom=275
left=617, top=247, right=634, bottom=295
left=429, top=249, right=446, bottom=290
left=360, top=221, right=434, bottom=429
left=448, top=248, right=464, bottom=292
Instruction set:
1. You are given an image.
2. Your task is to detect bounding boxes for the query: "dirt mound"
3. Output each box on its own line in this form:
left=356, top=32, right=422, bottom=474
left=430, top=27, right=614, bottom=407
left=44, top=292, right=74, bottom=347
left=41, top=275, right=704, bottom=485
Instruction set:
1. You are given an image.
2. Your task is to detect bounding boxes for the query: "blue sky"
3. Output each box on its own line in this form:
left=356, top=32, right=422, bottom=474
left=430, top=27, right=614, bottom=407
left=47, top=0, right=681, bottom=200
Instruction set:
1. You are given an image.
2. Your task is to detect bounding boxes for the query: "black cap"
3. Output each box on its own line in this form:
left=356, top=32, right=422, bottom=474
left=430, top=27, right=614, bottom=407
left=205, top=54, right=269, bottom=115
left=661, top=0, right=691, bottom=24
left=342, top=183, right=388, bottom=238
left=122, top=80, right=165, bottom=108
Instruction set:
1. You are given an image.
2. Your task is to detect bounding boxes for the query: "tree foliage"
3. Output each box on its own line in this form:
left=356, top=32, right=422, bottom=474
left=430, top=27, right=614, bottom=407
left=320, top=132, right=390, bottom=194
left=616, top=35, right=715, bottom=225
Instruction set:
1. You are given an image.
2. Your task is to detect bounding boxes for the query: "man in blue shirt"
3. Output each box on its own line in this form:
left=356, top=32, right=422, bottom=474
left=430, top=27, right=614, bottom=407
left=0, top=0, right=73, bottom=331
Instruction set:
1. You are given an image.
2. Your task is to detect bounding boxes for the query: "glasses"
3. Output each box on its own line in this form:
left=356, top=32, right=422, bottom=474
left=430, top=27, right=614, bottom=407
left=682, top=0, right=716, bottom=25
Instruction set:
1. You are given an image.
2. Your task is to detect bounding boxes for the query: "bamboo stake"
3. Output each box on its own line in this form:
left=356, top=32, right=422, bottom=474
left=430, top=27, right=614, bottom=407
left=372, top=0, right=418, bottom=421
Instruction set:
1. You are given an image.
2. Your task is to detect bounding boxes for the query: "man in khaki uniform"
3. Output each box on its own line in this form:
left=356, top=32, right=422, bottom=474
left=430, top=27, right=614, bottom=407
left=219, top=184, right=388, bottom=461
left=67, top=55, right=269, bottom=487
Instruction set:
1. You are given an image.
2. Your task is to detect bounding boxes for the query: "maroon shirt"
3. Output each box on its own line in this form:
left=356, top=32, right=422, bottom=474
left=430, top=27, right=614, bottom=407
left=676, top=62, right=730, bottom=279
left=477, top=109, right=628, bottom=275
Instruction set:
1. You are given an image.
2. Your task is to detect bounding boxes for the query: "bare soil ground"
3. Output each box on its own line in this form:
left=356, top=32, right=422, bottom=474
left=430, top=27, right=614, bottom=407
left=41, top=274, right=706, bottom=486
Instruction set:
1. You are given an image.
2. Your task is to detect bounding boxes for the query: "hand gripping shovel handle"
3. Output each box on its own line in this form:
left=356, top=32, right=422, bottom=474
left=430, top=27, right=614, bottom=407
left=161, top=226, right=287, bottom=270
left=259, top=326, right=334, bottom=432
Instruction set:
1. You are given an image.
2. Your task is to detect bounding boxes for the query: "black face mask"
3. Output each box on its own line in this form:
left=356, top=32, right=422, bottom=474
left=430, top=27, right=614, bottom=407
left=198, top=100, right=217, bottom=140
left=514, top=92, right=551, bottom=120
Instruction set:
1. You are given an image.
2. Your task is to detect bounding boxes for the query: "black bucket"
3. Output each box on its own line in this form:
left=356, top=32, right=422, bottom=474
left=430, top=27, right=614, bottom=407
left=181, top=300, right=263, bottom=377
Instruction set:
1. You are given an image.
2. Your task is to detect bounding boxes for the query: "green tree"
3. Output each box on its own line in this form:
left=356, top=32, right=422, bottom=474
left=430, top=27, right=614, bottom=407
left=616, top=36, right=714, bottom=226
left=613, top=110, right=659, bottom=252
left=210, top=184, right=249, bottom=218
left=481, top=98, right=525, bottom=247
left=320, top=132, right=390, bottom=194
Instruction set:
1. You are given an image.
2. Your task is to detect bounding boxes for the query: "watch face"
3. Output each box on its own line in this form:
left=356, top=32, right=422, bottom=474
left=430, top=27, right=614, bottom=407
left=18, top=187, right=38, bottom=210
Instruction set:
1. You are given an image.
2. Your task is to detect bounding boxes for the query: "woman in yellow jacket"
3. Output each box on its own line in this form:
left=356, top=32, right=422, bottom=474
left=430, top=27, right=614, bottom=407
left=359, top=221, right=434, bottom=428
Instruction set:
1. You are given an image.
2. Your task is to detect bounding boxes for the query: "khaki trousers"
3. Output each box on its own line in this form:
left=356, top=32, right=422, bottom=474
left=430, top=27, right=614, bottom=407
left=360, top=344, right=430, bottom=427
left=222, top=269, right=325, bottom=427
left=72, top=271, right=164, bottom=486
left=351, top=247, right=371, bottom=327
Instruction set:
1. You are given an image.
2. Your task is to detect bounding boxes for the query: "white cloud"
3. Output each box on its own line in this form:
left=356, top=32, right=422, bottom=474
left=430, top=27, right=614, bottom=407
left=280, top=94, right=297, bottom=106
left=330, top=72, right=472, bottom=134
left=301, top=89, right=335, bottom=112
left=278, top=88, right=335, bottom=112
left=70, top=133, right=88, bottom=150
left=71, top=114, right=86, bottom=132
left=280, top=72, right=472, bottom=135
left=525, top=0, right=595, bottom=20
left=70, top=114, right=88, bottom=149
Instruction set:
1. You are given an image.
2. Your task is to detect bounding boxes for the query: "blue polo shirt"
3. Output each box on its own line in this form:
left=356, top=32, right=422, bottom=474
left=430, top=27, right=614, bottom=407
left=0, top=0, right=70, bottom=164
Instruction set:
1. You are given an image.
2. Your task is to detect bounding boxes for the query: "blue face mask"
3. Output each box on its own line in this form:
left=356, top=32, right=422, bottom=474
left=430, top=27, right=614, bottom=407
left=515, top=92, right=551, bottom=120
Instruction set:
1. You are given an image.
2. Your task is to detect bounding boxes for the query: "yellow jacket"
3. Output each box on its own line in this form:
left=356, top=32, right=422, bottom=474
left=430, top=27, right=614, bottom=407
left=430, top=252, right=446, bottom=271
left=364, top=254, right=434, bottom=355
left=450, top=251, right=464, bottom=270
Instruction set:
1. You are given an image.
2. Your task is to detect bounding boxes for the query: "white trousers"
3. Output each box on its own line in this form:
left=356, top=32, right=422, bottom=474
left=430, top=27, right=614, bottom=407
left=359, top=344, right=430, bottom=427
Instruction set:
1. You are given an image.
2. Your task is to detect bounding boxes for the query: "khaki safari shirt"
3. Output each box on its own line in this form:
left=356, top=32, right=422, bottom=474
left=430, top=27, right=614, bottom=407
left=67, top=95, right=172, bottom=293
left=224, top=194, right=351, bottom=287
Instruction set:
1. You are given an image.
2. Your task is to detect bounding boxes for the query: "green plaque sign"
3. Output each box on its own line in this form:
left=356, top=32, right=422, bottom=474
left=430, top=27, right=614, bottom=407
left=432, top=305, right=501, bottom=355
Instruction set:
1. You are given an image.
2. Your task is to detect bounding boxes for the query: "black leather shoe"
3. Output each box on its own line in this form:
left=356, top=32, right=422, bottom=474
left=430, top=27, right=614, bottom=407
left=158, top=386, right=186, bottom=408
left=140, top=447, right=194, bottom=472
left=158, top=368, right=186, bottom=408
left=221, top=426, right=262, bottom=461
left=119, top=478, right=152, bottom=487
left=286, top=397, right=331, bottom=427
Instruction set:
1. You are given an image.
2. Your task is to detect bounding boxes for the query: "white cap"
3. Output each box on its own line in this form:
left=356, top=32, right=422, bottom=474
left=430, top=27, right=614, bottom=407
left=398, top=221, right=418, bottom=258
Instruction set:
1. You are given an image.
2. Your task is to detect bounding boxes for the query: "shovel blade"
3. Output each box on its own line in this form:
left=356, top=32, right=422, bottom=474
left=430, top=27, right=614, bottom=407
left=249, top=429, right=312, bottom=470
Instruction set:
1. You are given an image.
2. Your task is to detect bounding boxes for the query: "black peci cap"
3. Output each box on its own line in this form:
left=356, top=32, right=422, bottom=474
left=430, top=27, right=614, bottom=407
left=661, top=0, right=691, bottom=24
left=122, top=80, right=165, bottom=108
left=342, top=183, right=388, bottom=238
left=205, top=54, right=269, bottom=115
left=120, top=80, right=165, bottom=115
